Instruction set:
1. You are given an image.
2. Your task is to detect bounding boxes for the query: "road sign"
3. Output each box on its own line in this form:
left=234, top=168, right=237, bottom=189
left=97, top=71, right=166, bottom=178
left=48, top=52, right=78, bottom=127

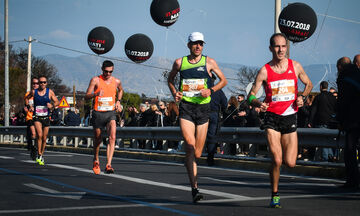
left=58, top=96, right=70, bottom=108
left=66, top=97, right=74, bottom=104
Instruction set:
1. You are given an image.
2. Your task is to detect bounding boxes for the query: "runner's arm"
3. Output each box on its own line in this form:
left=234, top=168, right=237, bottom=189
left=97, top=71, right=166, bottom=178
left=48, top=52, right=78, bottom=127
left=85, top=77, right=99, bottom=100
left=207, top=57, right=228, bottom=93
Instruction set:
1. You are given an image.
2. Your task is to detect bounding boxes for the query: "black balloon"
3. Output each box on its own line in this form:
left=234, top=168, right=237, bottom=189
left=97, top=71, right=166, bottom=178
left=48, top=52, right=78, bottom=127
left=87, top=26, right=114, bottom=55
left=150, top=0, right=180, bottom=27
left=278, top=3, right=317, bottom=42
left=125, top=34, right=154, bottom=63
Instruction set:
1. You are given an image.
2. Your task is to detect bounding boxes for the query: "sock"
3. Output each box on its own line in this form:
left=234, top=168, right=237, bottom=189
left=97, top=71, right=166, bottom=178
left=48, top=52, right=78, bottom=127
left=272, top=191, right=279, bottom=197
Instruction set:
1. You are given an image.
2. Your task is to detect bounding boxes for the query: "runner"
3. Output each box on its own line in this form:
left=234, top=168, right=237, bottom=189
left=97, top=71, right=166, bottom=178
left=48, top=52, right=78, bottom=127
left=247, top=33, right=313, bottom=208
left=24, top=77, right=39, bottom=160
left=85, top=60, right=123, bottom=174
left=26, top=75, right=60, bottom=165
left=167, top=32, right=227, bottom=202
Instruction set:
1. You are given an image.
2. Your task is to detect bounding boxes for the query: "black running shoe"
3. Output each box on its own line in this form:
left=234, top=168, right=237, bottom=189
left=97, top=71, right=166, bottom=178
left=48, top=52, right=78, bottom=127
left=192, top=188, right=204, bottom=203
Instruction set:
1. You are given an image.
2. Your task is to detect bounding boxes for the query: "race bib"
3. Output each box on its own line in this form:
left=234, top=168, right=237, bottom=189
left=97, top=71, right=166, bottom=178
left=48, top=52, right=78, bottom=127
left=97, top=97, right=114, bottom=111
left=270, top=79, right=295, bottom=102
left=35, top=106, right=48, bottom=117
left=182, top=79, right=205, bottom=97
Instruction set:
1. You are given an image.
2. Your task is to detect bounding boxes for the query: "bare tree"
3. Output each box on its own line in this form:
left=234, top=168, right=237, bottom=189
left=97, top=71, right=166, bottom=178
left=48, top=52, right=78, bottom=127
left=230, top=66, right=259, bottom=95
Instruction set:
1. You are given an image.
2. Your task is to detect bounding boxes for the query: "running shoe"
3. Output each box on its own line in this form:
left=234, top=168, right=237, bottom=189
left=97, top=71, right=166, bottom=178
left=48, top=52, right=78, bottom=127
left=36, top=156, right=45, bottom=165
left=105, top=164, right=114, bottom=174
left=192, top=188, right=204, bottom=203
left=93, top=161, right=100, bottom=175
left=270, top=195, right=281, bottom=208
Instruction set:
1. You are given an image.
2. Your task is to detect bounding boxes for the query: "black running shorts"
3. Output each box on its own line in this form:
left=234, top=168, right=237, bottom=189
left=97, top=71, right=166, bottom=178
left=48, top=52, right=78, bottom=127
left=179, top=101, right=210, bottom=125
left=26, top=120, right=34, bottom=126
left=91, top=110, right=116, bottom=129
left=262, top=112, right=297, bottom=134
left=33, top=116, right=50, bottom=127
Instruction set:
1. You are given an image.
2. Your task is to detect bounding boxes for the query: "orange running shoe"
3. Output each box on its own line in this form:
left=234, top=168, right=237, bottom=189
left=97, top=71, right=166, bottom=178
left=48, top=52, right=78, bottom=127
left=105, top=164, right=114, bottom=174
left=93, top=161, right=100, bottom=174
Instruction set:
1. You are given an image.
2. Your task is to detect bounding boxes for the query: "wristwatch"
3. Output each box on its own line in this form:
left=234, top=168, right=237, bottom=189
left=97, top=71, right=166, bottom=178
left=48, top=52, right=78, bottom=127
left=210, top=88, right=214, bottom=95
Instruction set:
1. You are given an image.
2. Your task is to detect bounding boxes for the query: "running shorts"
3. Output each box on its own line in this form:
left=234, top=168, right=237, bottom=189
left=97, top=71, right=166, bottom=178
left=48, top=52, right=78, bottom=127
left=33, top=116, right=50, bottom=127
left=26, top=120, right=34, bottom=126
left=91, top=110, right=116, bottom=129
left=179, top=101, right=210, bottom=125
left=262, top=112, right=297, bottom=134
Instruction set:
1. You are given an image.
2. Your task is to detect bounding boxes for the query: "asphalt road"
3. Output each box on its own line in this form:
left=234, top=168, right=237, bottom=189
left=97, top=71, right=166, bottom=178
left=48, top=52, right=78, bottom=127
left=0, top=146, right=359, bottom=216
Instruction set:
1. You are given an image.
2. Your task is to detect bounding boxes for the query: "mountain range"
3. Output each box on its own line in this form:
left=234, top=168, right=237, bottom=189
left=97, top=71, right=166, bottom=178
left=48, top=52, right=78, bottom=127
left=42, top=54, right=338, bottom=99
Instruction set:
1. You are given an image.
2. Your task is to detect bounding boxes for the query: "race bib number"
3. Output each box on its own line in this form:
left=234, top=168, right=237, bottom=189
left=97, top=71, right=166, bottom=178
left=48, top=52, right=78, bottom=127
left=97, top=97, right=114, bottom=111
left=182, top=79, right=205, bottom=97
left=270, top=79, right=295, bottom=102
left=35, top=106, right=48, bottom=117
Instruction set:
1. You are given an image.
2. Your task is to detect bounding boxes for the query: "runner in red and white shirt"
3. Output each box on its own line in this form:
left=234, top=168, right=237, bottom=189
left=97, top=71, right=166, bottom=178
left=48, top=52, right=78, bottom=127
left=247, top=33, right=313, bottom=208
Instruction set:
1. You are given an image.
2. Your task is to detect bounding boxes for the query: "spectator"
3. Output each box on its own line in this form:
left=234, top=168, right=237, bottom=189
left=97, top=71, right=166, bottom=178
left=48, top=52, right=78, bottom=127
left=137, top=103, right=152, bottom=149
left=149, top=104, right=164, bottom=150
left=165, top=101, right=179, bottom=127
left=297, top=95, right=314, bottom=161
left=206, top=74, right=227, bottom=165
left=164, top=101, right=180, bottom=151
left=64, top=107, right=81, bottom=126
left=337, top=56, right=360, bottom=188
left=222, top=96, right=241, bottom=155
left=237, top=94, right=249, bottom=127
left=308, top=81, right=337, bottom=162
left=353, top=54, right=360, bottom=69
left=125, top=106, right=139, bottom=127
left=246, top=105, right=262, bottom=157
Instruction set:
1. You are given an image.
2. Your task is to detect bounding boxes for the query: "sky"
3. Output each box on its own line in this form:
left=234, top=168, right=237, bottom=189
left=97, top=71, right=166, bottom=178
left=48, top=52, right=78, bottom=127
left=1, top=0, right=359, bottom=68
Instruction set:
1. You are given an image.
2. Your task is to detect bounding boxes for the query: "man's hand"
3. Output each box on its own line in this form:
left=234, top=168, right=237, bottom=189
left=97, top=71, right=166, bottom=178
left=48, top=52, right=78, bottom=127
left=260, top=102, right=269, bottom=112
left=115, top=101, right=122, bottom=112
left=200, top=89, right=211, bottom=98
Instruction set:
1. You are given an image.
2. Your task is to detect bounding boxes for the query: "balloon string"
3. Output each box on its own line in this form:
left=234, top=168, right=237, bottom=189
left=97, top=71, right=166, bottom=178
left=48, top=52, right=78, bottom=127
left=164, top=28, right=169, bottom=61
left=95, top=55, right=101, bottom=76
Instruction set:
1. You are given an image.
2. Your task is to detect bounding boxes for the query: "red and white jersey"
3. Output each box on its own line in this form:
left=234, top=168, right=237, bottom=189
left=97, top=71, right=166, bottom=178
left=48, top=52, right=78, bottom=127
left=264, top=59, right=298, bottom=116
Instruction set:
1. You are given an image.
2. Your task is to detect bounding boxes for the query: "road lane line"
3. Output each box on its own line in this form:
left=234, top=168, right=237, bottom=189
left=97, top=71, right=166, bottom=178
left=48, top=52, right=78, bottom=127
left=202, top=176, right=337, bottom=187
left=0, top=203, right=176, bottom=214
left=0, top=167, right=199, bottom=216
left=49, top=163, right=250, bottom=200
left=0, top=156, right=14, bottom=159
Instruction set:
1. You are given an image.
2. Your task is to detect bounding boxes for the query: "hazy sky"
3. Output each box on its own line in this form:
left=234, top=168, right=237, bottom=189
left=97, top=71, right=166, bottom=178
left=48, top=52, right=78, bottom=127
left=1, top=0, right=359, bottom=68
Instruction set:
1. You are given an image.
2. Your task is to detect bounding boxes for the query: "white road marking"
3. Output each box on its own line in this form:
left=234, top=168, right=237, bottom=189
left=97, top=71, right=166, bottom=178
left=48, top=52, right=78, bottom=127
left=0, top=156, right=14, bottom=159
left=24, top=183, right=86, bottom=200
left=0, top=203, right=175, bottom=214
left=202, top=177, right=337, bottom=187
left=200, top=192, right=360, bottom=204
left=20, top=153, right=73, bottom=157
left=49, top=163, right=250, bottom=200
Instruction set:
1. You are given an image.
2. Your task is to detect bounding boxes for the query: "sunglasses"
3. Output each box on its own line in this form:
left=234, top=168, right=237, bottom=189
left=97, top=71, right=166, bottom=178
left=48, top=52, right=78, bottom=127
left=39, top=81, right=47, bottom=84
left=191, top=41, right=204, bottom=46
left=32, top=82, right=39, bottom=85
left=103, top=69, right=113, bottom=73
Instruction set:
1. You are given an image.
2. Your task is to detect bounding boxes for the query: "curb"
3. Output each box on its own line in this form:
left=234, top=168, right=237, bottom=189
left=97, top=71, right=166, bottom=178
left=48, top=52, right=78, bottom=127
left=1, top=143, right=346, bottom=180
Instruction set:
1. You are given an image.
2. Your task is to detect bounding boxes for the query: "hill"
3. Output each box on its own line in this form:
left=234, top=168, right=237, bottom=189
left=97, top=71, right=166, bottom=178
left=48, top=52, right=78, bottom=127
left=42, top=54, right=338, bottom=98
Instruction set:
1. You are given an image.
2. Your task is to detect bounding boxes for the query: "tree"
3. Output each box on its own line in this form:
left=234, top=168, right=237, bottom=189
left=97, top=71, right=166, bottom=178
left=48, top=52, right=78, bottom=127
left=230, top=66, right=259, bottom=95
left=0, top=38, right=71, bottom=116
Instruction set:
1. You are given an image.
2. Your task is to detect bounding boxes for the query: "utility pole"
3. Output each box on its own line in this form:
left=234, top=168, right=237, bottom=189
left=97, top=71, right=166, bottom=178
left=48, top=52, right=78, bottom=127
left=26, top=36, right=34, bottom=92
left=73, top=85, right=76, bottom=108
left=275, top=0, right=290, bottom=58
left=275, top=0, right=281, bottom=33
left=4, top=0, right=9, bottom=126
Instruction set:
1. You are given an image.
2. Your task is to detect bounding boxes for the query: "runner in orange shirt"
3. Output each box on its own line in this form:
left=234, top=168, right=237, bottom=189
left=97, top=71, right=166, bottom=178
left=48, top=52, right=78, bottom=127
left=85, top=60, right=123, bottom=174
left=24, top=77, right=39, bottom=160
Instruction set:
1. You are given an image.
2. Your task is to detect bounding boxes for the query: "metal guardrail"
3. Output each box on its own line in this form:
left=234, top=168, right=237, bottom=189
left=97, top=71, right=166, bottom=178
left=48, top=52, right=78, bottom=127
left=0, top=126, right=344, bottom=148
